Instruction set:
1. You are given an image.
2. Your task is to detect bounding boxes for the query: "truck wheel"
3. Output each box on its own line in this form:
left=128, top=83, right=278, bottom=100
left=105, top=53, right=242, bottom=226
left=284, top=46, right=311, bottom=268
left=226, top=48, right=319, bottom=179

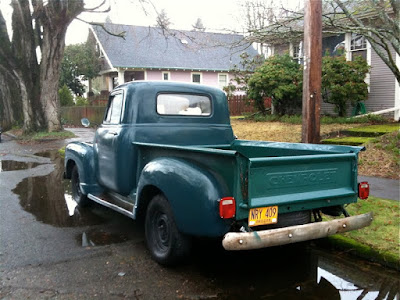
left=71, top=165, right=89, bottom=206
left=145, top=194, right=191, bottom=266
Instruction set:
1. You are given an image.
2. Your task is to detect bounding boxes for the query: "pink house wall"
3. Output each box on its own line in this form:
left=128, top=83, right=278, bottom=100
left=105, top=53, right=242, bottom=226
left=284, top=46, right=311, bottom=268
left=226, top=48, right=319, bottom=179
left=145, top=70, right=229, bottom=89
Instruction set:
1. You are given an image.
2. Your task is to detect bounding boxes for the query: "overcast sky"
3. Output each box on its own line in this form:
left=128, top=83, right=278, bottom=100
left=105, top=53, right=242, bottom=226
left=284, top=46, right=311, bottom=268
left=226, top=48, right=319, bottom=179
left=0, top=0, right=301, bottom=45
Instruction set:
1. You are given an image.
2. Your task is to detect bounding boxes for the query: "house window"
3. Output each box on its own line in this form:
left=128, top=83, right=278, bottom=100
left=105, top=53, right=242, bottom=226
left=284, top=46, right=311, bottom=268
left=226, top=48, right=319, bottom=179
left=290, top=42, right=302, bottom=63
left=96, top=43, right=104, bottom=58
left=112, top=77, right=119, bottom=89
left=218, top=74, right=228, bottom=89
left=192, top=73, right=202, bottom=84
left=350, top=34, right=367, bottom=60
left=157, top=94, right=211, bottom=116
left=293, top=44, right=302, bottom=60
left=162, top=72, right=170, bottom=81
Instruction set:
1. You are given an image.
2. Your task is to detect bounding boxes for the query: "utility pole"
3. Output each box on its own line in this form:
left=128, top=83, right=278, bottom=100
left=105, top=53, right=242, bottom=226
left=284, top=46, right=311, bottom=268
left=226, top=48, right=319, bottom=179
left=301, top=0, right=322, bottom=143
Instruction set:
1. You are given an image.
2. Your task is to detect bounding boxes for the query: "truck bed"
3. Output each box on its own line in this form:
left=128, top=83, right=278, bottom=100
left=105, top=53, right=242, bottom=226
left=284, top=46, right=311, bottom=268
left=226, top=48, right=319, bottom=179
left=135, top=139, right=363, bottom=221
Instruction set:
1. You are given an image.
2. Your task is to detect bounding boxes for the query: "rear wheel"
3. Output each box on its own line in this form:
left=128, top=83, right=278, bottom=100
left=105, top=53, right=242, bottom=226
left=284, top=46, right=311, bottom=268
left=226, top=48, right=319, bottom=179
left=145, top=194, right=191, bottom=266
left=71, top=165, right=89, bottom=206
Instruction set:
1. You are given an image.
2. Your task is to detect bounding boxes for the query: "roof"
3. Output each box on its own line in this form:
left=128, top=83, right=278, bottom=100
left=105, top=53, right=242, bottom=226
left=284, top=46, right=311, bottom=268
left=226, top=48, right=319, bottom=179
left=91, top=24, right=259, bottom=71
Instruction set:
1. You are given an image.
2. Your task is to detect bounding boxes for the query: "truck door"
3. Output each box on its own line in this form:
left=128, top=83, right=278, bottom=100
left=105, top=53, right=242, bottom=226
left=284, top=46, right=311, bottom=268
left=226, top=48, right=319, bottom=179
left=95, top=91, right=124, bottom=192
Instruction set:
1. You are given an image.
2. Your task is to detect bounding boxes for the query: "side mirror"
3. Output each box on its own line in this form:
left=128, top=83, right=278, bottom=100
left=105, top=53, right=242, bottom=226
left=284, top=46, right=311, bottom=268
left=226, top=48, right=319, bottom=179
left=81, top=118, right=90, bottom=128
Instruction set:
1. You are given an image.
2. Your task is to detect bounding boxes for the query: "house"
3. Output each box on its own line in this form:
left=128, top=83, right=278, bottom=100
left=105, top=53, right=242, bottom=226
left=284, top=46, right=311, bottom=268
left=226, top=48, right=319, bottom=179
left=263, top=33, right=399, bottom=120
left=88, top=23, right=259, bottom=94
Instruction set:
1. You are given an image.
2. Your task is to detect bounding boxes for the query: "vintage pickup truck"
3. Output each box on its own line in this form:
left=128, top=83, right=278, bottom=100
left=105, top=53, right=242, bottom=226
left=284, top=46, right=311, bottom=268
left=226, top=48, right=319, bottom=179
left=65, top=81, right=372, bottom=265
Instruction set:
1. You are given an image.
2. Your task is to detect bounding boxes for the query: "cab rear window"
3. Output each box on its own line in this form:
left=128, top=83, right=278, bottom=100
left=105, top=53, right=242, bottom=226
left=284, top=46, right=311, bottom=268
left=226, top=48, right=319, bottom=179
left=157, top=94, right=211, bottom=116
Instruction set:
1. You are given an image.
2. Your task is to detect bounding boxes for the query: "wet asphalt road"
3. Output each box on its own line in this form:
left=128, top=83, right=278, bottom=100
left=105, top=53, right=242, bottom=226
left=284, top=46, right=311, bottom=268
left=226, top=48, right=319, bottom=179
left=0, top=129, right=399, bottom=299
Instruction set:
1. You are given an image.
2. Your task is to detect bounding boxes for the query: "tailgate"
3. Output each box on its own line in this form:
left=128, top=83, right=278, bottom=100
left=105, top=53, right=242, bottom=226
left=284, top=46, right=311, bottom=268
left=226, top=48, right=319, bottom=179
left=246, top=153, right=358, bottom=211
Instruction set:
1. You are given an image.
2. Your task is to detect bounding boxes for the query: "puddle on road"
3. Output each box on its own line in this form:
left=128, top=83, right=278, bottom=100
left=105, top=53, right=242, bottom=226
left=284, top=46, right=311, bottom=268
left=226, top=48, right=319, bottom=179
left=12, top=150, right=105, bottom=227
left=77, top=229, right=129, bottom=247
left=186, top=244, right=399, bottom=300
left=0, top=160, right=41, bottom=171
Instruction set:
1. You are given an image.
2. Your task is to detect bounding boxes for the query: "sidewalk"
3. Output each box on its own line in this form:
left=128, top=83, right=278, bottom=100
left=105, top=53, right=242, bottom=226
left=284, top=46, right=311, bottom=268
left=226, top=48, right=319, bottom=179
left=358, top=175, right=399, bottom=201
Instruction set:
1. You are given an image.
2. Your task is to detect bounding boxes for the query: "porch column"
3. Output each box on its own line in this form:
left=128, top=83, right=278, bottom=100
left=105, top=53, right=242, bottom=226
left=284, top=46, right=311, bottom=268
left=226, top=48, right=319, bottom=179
left=108, top=75, right=113, bottom=91
left=118, top=68, right=125, bottom=85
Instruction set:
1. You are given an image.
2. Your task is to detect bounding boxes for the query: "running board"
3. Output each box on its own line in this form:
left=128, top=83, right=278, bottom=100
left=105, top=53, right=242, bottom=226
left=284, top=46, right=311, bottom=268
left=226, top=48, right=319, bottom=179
left=88, top=193, right=135, bottom=219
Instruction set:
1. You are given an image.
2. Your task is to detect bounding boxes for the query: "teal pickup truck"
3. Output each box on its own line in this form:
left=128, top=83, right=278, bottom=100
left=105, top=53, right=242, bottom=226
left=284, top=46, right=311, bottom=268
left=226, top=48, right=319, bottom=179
left=65, top=81, right=372, bottom=265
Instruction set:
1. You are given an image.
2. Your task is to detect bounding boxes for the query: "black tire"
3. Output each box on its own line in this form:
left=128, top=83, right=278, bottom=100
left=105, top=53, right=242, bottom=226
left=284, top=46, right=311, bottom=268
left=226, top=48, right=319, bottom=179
left=71, top=165, right=89, bottom=206
left=145, top=194, right=191, bottom=266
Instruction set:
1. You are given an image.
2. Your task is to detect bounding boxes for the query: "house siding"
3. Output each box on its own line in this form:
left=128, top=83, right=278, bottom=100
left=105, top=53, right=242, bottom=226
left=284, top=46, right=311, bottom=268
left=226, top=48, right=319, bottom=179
left=367, top=48, right=396, bottom=114
left=145, top=70, right=227, bottom=89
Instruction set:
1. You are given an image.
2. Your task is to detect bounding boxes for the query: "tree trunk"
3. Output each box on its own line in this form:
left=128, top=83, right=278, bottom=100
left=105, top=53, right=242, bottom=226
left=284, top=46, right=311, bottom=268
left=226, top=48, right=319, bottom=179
left=37, top=0, right=85, bottom=132
left=0, top=68, right=23, bottom=130
left=10, top=0, right=44, bottom=132
left=40, top=29, right=67, bottom=131
left=0, top=0, right=85, bottom=133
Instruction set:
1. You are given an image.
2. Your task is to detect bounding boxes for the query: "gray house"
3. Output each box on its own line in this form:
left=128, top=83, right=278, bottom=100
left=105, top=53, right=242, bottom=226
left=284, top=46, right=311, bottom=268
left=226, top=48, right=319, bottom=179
left=259, top=30, right=399, bottom=121
left=89, top=23, right=259, bottom=93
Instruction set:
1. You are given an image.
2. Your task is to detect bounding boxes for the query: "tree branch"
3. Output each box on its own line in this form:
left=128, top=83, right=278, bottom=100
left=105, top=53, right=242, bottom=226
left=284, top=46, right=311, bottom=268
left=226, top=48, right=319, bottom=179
left=81, top=19, right=126, bottom=39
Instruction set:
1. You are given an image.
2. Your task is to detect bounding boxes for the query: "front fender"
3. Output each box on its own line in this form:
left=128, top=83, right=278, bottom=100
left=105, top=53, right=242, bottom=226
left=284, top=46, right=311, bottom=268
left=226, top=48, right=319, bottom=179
left=136, top=157, right=231, bottom=237
left=65, top=142, right=103, bottom=195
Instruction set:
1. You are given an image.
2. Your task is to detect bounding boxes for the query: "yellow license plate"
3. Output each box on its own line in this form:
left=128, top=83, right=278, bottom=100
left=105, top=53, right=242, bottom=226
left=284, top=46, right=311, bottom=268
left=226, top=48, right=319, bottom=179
left=248, top=206, right=278, bottom=227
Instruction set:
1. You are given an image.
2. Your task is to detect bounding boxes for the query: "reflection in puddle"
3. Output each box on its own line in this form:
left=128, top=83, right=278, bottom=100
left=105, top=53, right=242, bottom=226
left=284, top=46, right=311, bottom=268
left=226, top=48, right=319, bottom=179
left=12, top=150, right=104, bottom=227
left=77, top=229, right=129, bottom=247
left=189, top=245, right=399, bottom=300
left=0, top=160, right=41, bottom=171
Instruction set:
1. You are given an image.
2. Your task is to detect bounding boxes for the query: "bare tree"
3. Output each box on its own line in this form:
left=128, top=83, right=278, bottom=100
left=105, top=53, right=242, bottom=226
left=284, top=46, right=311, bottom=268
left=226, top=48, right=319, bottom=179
left=243, top=0, right=399, bottom=83
left=0, top=0, right=109, bottom=132
left=156, top=9, right=171, bottom=34
left=192, top=18, right=205, bottom=31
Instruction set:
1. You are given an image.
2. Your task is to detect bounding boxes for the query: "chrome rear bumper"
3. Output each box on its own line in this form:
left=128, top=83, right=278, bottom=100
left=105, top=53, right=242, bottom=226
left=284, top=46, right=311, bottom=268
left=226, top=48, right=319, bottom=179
left=222, top=212, right=373, bottom=251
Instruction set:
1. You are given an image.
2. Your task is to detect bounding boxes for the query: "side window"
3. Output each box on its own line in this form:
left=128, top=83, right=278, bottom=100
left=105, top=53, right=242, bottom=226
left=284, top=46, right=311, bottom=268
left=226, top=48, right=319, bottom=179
left=157, top=94, right=211, bottom=116
left=104, top=93, right=123, bottom=124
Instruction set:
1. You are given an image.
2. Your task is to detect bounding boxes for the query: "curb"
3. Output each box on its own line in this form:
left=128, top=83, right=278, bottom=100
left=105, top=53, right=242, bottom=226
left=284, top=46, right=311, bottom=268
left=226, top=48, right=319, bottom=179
left=317, top=236, right=400, bottom=271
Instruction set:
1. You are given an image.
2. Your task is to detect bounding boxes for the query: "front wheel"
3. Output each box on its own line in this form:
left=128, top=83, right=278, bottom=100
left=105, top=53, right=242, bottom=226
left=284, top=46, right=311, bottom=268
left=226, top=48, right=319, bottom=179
left=71, top=165, right=89, bottom=206
left=145, top=194, right=191, bottom=266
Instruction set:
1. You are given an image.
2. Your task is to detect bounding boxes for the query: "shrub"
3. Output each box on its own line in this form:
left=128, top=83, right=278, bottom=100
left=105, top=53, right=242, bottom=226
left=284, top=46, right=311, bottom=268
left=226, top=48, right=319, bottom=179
left=322, top=55, right=369, bottom=117
left=59, top=85, right=74, bottom=106
left=75, top=96, right=89, bottom=106
left=248, top=54, right=303, bottom=115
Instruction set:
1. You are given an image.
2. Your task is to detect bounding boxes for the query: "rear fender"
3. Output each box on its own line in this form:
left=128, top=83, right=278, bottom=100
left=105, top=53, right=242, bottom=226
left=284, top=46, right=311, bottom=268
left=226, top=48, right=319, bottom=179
left=64, top=142, right=103, bottom=195
left=136, top=157, right=230, bottom=237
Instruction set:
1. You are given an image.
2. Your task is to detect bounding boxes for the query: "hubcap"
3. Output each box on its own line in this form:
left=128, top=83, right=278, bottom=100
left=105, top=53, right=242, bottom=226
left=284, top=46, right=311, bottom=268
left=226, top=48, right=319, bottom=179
left=154, top=213, right=169, bottom=250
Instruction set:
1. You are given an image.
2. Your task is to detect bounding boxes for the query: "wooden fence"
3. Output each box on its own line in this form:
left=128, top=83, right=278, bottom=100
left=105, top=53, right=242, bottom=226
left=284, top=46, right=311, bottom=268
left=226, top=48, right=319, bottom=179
left=228, top=95, right=255, bottom=116
left=61, top=106, right=105, bottom=126
left=62, top=95, right=256, bottom=125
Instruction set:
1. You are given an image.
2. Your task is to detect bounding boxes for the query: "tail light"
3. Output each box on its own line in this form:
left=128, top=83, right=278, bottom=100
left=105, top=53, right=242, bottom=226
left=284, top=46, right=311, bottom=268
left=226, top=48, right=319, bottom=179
left=219, top=197, right=236, bottom=219
left=358, top=182, right=370, bottom=199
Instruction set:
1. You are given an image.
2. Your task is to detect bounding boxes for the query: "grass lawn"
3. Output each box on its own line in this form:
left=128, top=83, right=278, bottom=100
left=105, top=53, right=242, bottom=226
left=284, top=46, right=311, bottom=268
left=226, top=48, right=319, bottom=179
left=6, top=128, right=75, bottom=142
left=231, top=119, right=357, bottom=143
left=325, top=196, right=400, bottom=269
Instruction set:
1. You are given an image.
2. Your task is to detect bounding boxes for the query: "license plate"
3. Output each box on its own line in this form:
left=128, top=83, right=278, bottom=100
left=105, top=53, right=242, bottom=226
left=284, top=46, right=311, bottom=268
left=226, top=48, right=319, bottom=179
left=248, top=206, right=278, bottom=227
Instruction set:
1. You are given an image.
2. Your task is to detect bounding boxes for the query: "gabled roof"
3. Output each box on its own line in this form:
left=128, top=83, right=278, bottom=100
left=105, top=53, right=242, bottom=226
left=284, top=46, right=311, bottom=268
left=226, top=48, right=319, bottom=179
left=91, top=24, right=259, bottom=71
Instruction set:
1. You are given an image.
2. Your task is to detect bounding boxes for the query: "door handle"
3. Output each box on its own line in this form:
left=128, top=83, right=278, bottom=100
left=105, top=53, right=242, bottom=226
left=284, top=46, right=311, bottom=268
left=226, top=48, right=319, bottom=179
left=108, top=131, right=118, bottom=136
